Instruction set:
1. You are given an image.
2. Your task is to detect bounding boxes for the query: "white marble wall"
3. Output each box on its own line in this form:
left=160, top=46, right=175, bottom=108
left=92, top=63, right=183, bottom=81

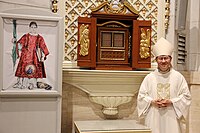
left=189, top=72, right=200, bottom=133
left=175, top=1, right=200, bottom=132
left=189, top=85, right=200, bottom=133
left=187, top=0, right=200, bottom=71
left=0, top=0, right=50, bottom=12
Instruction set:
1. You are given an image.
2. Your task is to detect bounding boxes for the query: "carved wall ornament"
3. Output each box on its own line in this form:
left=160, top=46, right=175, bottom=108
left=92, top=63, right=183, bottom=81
left=139, top=28, right=151, bottom=59
left=79, top=24, right=90, bottom=56
left=51, top=0, right=58, bottom=13
left=71, top=0, right=76, bottom=6
left=104, top=0, right=127, bottom=14
left=165, top=0, right=170, bottom=30
left=91, top=1, right=138, bottom=15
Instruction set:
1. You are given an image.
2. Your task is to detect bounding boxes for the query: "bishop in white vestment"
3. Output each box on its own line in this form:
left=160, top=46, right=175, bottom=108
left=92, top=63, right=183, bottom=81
left=137, top=37, right=191, bottom=133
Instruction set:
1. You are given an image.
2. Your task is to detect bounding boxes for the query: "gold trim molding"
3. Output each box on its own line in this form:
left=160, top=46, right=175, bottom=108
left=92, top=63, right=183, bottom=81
left=78, top=24, right=90, bottom=56
left=139, top=28, right=151, bottom=59
left=165, top=0, right=170, bottom=30
left=52, top=0, right=58, bottom=13
left=97, top=21, right=130, bottom=28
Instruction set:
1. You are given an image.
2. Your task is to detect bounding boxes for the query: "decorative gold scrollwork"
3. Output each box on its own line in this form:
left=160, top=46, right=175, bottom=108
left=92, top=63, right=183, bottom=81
left=157, top=83, right=170, bottom=99
left=139, top=28, right=151, bottom=59
left=78, top=24, right=90, bottom=56
left=52, top=0, right=58, bottom=13
left=104, top=0, right=126, bottom=14
left=165, top=0, right=170, bottom=30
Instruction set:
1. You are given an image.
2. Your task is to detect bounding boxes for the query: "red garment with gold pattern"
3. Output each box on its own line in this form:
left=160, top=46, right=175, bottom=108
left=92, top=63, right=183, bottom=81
left=15, top=33, right=49, bottom=78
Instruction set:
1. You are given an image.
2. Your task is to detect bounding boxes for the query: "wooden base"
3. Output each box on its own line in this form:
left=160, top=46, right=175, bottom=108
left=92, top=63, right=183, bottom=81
left=95, top=65, right=133, bottom=71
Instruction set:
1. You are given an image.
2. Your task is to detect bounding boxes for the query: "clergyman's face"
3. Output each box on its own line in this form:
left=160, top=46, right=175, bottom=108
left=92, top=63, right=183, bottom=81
left=156, top=55, right=172, bottom=72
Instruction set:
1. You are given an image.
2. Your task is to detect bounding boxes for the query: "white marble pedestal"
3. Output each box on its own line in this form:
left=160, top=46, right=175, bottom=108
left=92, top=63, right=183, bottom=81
left=74, top=120, right=151, bottom=133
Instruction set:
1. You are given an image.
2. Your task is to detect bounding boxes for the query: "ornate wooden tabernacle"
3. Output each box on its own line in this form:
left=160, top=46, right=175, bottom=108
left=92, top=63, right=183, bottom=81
left=77, top=1, right=151, bottom=70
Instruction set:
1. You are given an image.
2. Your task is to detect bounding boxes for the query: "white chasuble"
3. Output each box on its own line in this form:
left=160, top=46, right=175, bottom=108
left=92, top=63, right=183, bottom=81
left=137, top=69, right=191, bottom=133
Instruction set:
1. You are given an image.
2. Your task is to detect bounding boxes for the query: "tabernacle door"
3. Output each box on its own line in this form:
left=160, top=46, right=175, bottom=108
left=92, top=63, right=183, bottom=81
left=132, top=20, right=151, bottom=69
left=77, top=17, right=97, bottom=68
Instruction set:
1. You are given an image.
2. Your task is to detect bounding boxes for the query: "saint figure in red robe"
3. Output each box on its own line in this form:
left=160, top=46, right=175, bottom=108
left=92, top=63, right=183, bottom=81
left=13, top=21, right=50, bottom=90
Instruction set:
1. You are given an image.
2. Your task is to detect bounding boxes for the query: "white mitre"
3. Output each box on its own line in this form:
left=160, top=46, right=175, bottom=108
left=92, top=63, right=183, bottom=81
left=152, top=37, right=174, bottom=57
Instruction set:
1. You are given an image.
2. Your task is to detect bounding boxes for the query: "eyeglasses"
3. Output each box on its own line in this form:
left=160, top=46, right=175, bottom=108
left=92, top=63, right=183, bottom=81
left=156, top=56, right=171, bottom=61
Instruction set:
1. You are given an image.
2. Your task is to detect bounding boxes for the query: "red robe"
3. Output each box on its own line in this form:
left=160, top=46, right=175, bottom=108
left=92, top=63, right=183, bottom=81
left=15, top=33, right=49, bottom=78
